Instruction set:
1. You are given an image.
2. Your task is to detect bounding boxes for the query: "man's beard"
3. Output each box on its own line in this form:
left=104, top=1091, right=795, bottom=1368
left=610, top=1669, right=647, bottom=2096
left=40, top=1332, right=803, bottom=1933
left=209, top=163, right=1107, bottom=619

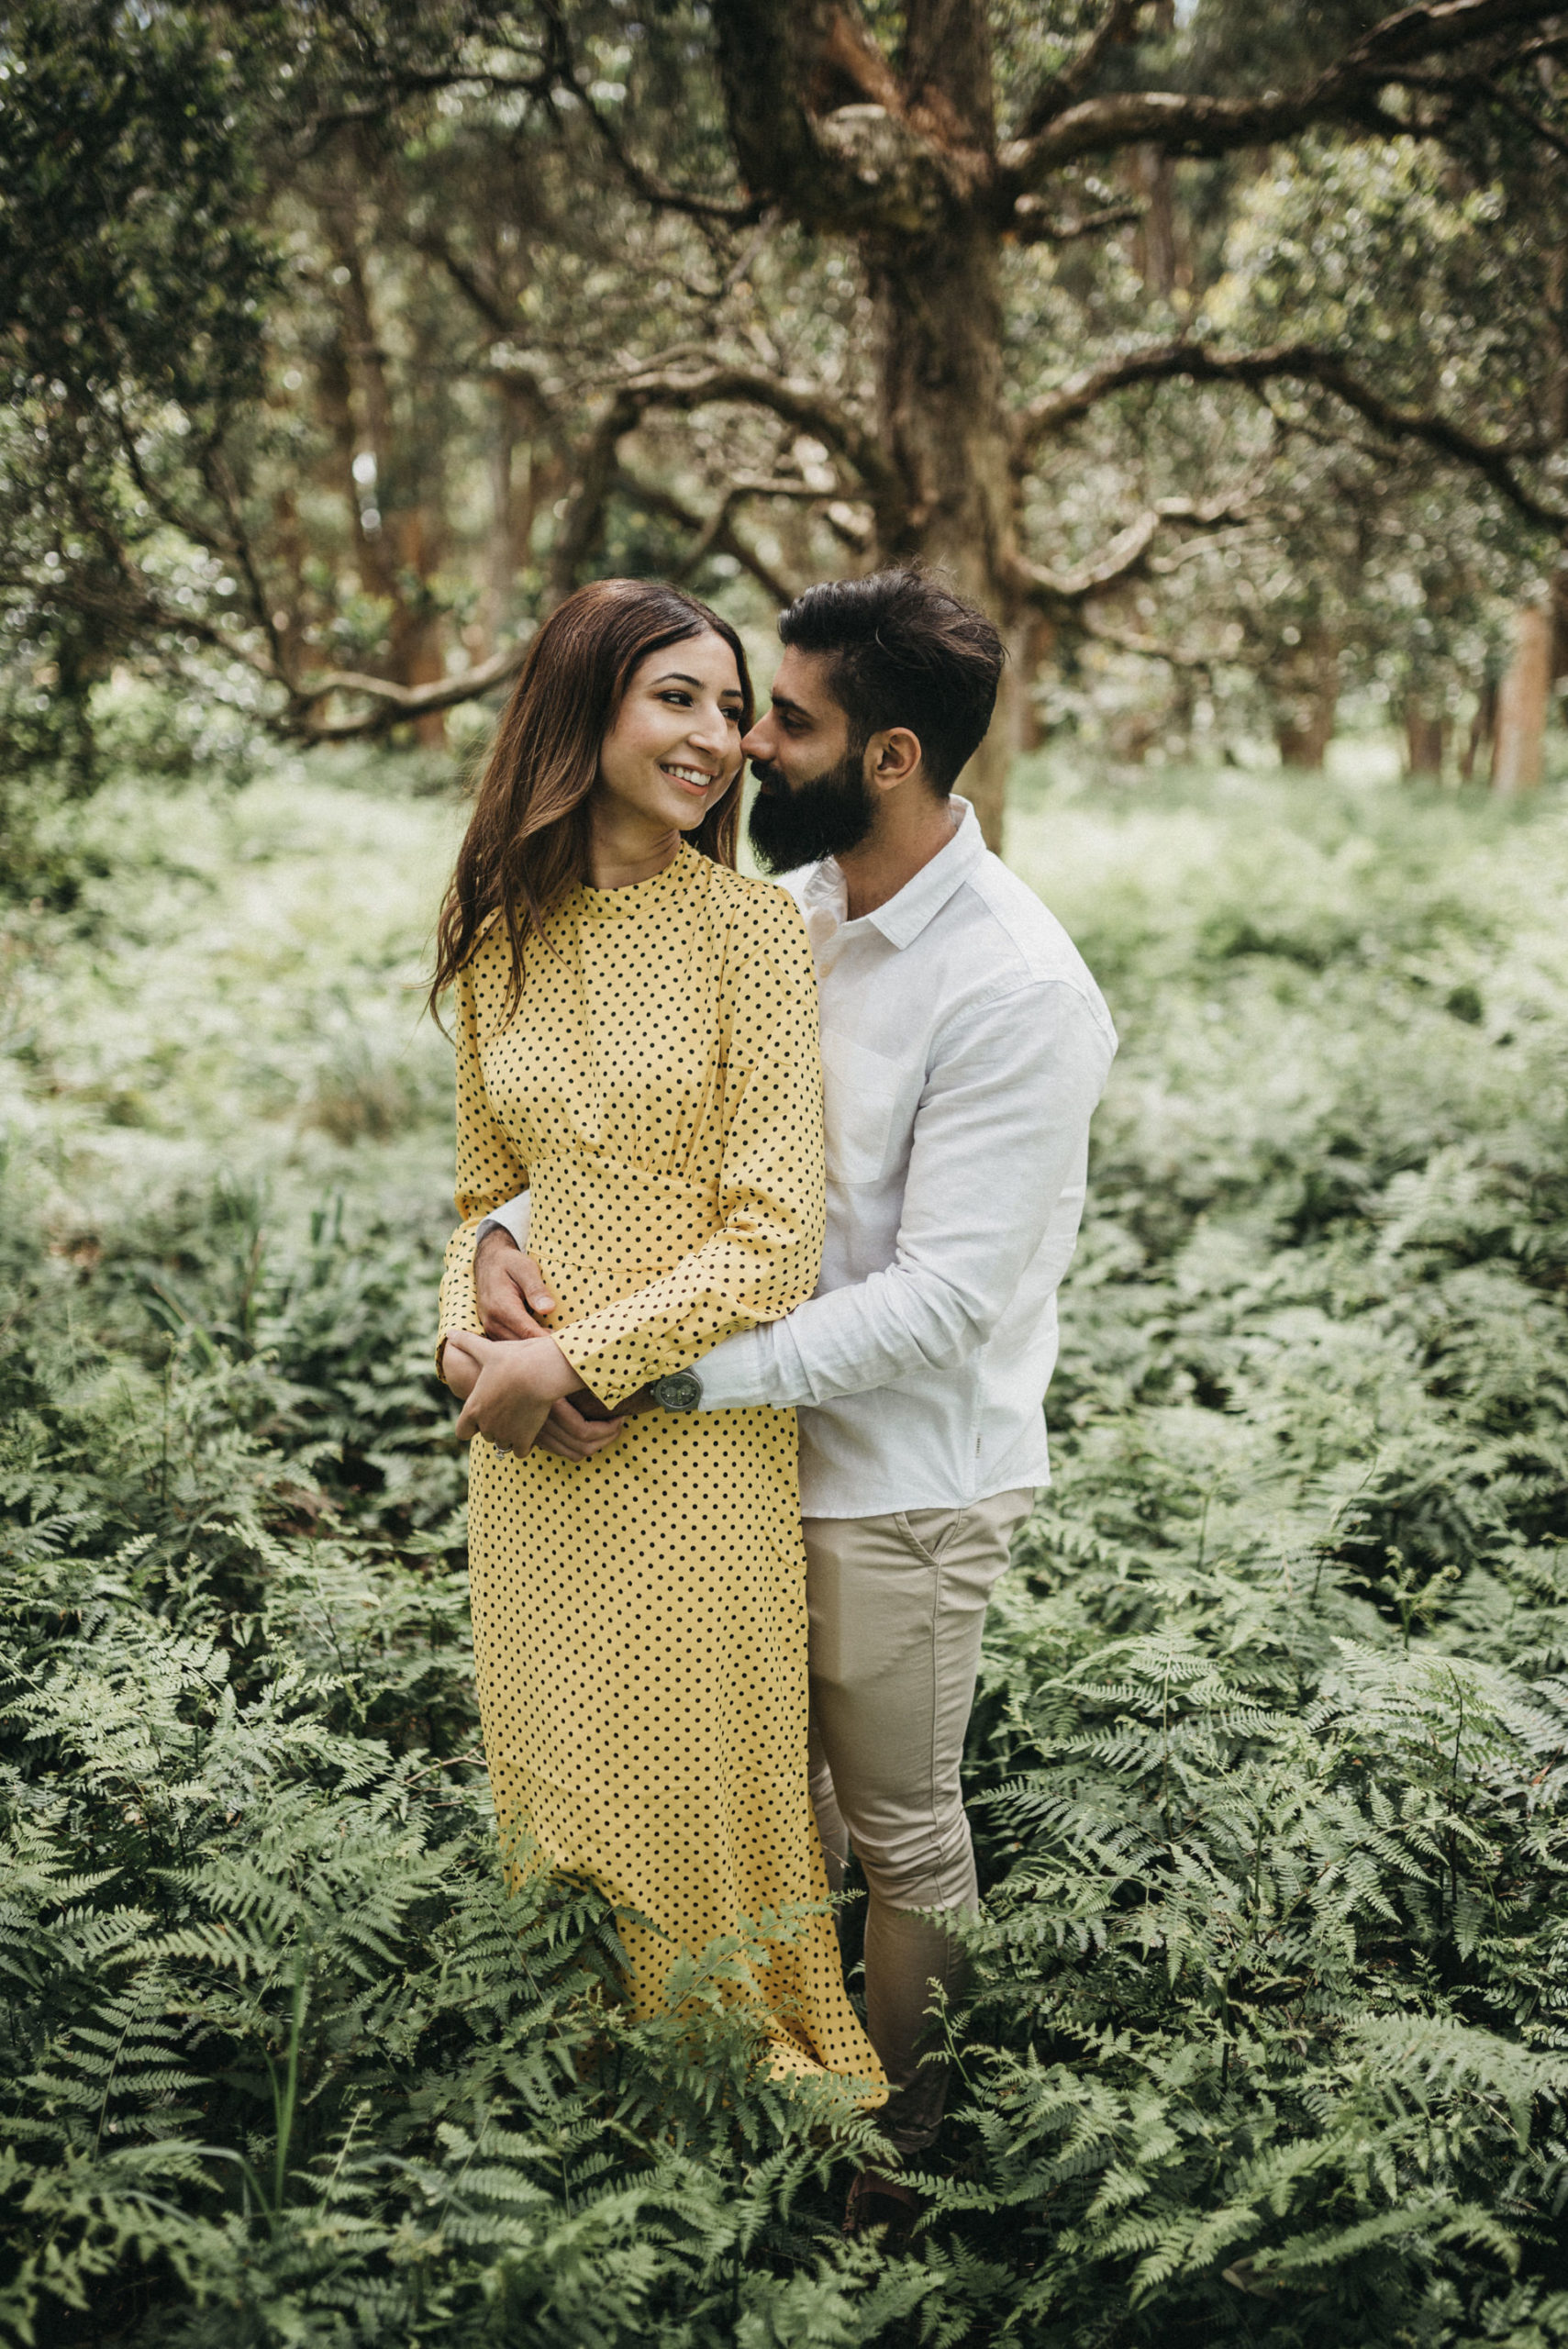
left=747, top=748, right=875, bottom=874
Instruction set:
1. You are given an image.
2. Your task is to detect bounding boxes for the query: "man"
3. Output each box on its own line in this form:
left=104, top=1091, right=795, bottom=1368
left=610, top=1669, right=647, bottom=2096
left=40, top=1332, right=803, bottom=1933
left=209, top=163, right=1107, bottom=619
left=473, top=570, right=1115, bottom=2224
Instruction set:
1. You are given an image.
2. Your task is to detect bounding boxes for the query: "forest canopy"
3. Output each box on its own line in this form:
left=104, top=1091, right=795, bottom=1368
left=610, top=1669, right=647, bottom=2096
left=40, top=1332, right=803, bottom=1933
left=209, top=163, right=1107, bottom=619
left=3, top=0, right=1566, bottom=854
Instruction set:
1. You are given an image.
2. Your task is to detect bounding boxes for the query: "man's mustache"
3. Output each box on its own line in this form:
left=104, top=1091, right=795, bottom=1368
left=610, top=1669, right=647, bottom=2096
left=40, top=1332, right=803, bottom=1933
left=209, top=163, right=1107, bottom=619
left=749, top=759, right=787, bottom=795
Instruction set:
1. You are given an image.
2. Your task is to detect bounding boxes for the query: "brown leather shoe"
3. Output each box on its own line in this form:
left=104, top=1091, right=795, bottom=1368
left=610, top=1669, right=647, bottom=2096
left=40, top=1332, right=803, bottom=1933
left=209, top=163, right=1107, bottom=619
left=842, top=2165, right=927, bottom=2251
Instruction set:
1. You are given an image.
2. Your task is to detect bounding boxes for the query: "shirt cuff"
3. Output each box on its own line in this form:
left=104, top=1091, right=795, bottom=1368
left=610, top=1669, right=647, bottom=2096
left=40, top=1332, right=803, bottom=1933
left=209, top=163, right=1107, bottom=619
left=695, top=1319, right=806, bottom=1409
left=479, top=1192, right=531, bottom=1248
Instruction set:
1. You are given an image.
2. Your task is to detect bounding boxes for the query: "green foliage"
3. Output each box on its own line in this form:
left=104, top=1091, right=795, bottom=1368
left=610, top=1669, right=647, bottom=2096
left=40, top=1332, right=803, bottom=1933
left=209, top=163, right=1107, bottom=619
left=0, top=2, right=280, bottom=703
left=4, top=748, right=1568, bottom=2341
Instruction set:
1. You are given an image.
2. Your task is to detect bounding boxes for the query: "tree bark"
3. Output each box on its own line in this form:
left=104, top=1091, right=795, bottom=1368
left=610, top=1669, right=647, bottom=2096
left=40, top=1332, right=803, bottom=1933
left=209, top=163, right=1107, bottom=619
left=869, top=214, right=1019, bottom=841
left=1272, top=631, right=1340, bottom=769
left=1459, top=678, right=1497, bottom=783
left=476, top=384, right=525, bottom=656
left=1132, top=146, right=1178, bottom=298
left=1403, top=696, right=1449, bottom=782
left=1009, top=611, right=1057, bottom=753
left=319, top=172, right=449, bottom=742
left=1492, top=599, right=1552, bottom=793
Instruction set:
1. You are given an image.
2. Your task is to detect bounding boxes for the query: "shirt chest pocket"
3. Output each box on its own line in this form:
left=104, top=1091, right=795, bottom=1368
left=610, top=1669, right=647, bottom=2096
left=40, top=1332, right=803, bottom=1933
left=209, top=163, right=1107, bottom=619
left=819, top=1030, right=904, bottom=1187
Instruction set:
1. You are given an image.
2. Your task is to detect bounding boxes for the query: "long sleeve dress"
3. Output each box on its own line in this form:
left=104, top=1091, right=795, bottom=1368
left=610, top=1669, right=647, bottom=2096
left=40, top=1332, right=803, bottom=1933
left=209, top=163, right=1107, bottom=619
left=438, top=844, right=882, bottom=2085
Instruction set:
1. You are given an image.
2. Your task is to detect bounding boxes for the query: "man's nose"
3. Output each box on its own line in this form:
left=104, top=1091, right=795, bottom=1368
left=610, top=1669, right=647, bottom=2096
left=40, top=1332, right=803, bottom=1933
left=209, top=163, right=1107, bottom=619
left=740, top=716, right=771, bottom=760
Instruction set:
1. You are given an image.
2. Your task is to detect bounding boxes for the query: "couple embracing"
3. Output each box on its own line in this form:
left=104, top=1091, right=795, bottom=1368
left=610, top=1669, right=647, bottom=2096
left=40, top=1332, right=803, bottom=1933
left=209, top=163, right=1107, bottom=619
left=433, top=568, right=1115, bottom=2232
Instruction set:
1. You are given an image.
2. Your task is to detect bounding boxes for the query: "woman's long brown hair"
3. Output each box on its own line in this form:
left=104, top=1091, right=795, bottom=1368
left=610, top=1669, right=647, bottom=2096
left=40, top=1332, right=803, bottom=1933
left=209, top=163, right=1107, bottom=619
left=428, top=578, right=752, bottom=1018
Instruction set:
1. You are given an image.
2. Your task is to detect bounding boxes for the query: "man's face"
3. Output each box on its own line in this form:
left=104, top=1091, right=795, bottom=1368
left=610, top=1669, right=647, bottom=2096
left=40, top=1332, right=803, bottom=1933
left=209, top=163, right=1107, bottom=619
left=743, top=647, right=876, bottom=874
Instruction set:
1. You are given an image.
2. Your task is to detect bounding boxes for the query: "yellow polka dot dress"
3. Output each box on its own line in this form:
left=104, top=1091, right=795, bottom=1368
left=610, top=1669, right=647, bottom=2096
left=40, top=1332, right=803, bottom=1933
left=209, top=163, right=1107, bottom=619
left=438, top=845, right=882, bottom=2085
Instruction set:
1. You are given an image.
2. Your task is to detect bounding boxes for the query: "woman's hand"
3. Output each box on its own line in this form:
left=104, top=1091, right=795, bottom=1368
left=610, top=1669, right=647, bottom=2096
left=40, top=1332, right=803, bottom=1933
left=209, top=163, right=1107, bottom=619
left=446, top=1330, right=586, bottom=1458
left=442, top=1338, right=481, bottom=1402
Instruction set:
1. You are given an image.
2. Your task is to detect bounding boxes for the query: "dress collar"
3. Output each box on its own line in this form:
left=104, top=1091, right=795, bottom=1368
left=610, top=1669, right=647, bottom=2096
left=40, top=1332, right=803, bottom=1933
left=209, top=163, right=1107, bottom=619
left=801, top=797, right=985, bottom=951
left=573, top=841, right=698, bottom=918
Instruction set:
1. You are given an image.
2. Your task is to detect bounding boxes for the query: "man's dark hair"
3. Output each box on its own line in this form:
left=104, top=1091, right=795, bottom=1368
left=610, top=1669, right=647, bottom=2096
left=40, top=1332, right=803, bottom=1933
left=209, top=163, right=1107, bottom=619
left=777, top=569, right=1005, bottom=794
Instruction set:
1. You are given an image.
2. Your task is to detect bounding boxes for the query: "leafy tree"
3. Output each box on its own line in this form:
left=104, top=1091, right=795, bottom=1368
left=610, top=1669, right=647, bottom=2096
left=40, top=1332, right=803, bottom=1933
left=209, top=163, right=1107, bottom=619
left=5, top=0, right=1567, bottom=837
left=0, top=1, right=279, bottom=769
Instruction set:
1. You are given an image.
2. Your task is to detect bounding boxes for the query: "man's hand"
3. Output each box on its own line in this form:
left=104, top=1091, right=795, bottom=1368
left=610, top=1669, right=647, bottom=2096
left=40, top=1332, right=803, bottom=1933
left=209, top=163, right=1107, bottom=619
left=534, top=1393, right=628, bottom=1463
left=446, top=1330, right=583, bottom=1458
left=475, top=1226, right=556, bottom=1341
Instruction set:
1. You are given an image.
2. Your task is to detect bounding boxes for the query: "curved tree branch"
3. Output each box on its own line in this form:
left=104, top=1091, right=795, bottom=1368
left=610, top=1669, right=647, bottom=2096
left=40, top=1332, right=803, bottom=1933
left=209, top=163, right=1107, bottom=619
left=1080, top=611, right=1218, bottom=665
left=617, top=362, right=903, bottom=508
left=999, top=0, right=1563, bottom=190
left=612, top=468, right=802, bottom=604
left=285, top=639, right=531, bottom=740
left=1015, top=339, right=1568, bottom=529
left=1011, top=195, right=1143, bottom=246
left=1006, top=494, right=1252, bottom=611
left=1013, top=0, right=1154, bottom=144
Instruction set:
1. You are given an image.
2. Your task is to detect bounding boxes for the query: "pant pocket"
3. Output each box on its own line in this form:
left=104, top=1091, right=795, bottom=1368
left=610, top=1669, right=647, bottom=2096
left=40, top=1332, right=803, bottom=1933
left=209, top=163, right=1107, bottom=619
left=892, top=1508, right=963, bottom=1567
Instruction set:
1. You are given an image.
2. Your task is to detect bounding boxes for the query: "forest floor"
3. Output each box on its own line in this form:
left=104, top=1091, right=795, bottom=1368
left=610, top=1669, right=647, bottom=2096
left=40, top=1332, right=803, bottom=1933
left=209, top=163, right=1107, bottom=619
left=4, top=741, right=1568, bottom=2347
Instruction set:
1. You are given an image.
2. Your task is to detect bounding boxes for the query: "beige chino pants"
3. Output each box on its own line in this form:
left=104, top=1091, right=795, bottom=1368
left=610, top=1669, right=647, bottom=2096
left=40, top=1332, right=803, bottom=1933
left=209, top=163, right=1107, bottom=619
left=803, top=1486, right=1033, bottom=2155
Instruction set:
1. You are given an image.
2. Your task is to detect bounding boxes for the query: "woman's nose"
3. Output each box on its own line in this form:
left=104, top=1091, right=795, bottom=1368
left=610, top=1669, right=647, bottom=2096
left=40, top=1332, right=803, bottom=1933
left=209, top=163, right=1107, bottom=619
left=687, top=701, right=732, bottom=751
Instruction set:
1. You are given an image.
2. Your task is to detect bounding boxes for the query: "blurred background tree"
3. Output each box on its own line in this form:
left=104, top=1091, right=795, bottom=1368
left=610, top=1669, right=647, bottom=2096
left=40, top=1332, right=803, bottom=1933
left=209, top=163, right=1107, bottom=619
left=3, top=0, right=1565, bottom=852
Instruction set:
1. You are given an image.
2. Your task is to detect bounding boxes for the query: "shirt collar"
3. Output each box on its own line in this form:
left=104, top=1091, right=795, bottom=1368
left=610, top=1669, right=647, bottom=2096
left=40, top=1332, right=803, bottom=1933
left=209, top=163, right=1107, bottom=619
left=802, top=796, right=985, bottom=951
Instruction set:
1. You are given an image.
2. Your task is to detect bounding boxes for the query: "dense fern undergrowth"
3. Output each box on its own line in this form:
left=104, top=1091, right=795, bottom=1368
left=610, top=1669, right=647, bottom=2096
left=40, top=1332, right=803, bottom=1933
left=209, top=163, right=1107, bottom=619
left=3, top=743, right=1568, bottom=2346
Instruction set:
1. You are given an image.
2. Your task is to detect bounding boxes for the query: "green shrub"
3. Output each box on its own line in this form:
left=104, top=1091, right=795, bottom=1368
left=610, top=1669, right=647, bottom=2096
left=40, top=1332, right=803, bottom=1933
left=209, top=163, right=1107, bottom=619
left=3, top=751, right=1567, bottom=2343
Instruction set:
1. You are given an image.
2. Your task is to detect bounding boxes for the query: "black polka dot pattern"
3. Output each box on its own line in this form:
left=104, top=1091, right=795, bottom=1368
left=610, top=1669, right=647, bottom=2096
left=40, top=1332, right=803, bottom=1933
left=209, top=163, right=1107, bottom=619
left=437, top=846, right=883, bottom=2084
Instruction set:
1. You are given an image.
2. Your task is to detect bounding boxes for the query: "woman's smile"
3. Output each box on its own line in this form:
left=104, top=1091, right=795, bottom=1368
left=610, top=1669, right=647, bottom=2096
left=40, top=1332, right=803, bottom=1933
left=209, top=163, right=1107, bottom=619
left=661, top=759, right=723, bottom=796
left=592, top=628, right=745, bottom=874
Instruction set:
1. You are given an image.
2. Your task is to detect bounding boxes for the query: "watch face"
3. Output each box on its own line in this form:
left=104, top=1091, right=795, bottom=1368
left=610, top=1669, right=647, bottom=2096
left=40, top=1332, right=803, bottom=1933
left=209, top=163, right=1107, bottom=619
left=657, top=1370, right=702, bottom=1411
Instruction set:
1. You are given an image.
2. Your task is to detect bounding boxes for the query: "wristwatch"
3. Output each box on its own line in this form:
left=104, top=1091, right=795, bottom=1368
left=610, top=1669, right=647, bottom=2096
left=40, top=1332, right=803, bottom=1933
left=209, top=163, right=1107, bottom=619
left=651, top=1369, right=703, bottom=1412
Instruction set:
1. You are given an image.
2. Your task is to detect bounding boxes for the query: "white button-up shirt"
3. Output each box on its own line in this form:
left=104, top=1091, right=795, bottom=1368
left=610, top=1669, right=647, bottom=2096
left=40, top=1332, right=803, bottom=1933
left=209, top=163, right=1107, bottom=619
left=695, top=799, right=1116, bottom=1515
left=484, top=799, right=1116, bottom=1519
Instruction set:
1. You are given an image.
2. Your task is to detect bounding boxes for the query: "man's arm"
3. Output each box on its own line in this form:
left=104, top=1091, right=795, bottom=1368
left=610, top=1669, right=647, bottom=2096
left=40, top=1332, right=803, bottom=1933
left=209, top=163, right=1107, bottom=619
left=479, top=1191, right=531, bottom=1249
left=473, top=1199, right=632, bottom=1459
left=473, top=1192, right=558, bottom=1341
left=695, top=980, right=1115, bottom=1410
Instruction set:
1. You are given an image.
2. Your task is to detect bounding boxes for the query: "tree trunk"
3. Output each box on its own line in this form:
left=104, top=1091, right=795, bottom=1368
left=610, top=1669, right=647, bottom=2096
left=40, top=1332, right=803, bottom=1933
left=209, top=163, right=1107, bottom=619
left=1009, top=611, right=1057, bottom=754
left=1133, top=146, right=1178, bottom=299
left=1552, top=563, right=1568, bottom=682
left=477, top=382, right=535, bottom=656
left=869, top=214, right=1018, bottom=846
left=1492, top=600, right=1552, bottom=794
left=385, top=508, right=449, bottom=750
left=320, top=175, right=448, bottom=741
left=1459, top=679, right=1497, bottom=784
left=1403, top=696, right=1448, bottom=783
left=1272, top=630, right=1340, bottom=769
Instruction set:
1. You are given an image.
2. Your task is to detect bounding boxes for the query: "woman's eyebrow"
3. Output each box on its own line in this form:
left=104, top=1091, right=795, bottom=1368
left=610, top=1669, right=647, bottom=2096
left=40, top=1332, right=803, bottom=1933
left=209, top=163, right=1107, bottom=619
left=652, top=668, right=744, bottom=708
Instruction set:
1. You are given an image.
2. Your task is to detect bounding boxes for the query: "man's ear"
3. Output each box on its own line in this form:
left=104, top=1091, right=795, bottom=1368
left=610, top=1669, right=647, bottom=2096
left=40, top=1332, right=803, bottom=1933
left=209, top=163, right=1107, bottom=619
left=862, top=726, right=923, bottom=793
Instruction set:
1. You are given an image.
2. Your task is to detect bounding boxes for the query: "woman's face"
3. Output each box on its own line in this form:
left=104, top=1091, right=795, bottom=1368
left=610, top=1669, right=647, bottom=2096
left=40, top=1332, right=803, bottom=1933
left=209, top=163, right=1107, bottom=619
left=595, top=630, right=745, bottom=838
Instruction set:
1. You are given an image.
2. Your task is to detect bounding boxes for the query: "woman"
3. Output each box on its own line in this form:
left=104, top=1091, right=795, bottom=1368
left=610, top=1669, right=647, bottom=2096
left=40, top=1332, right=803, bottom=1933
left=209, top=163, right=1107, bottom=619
left=432, top=577, right=880, bottom=2086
